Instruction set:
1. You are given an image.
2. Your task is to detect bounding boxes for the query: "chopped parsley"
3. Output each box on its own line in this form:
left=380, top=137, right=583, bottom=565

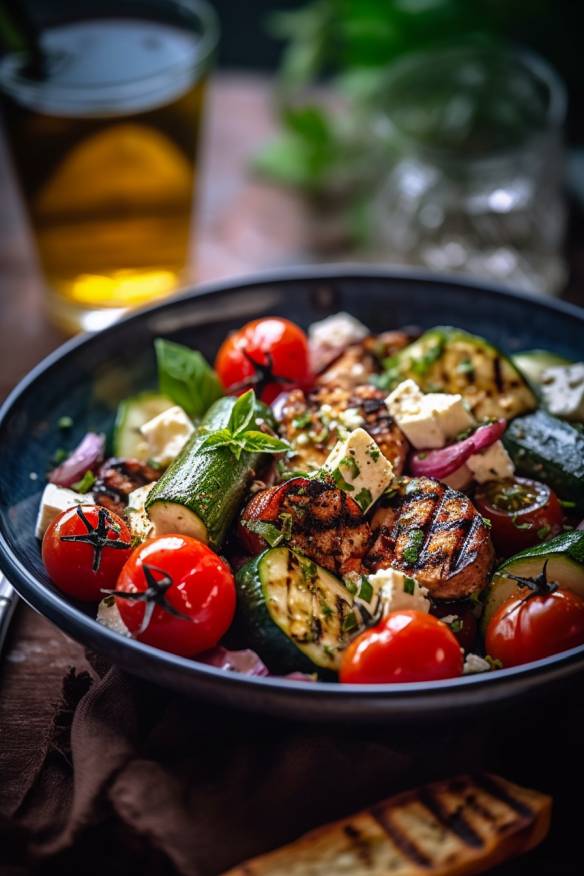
left=330, top=467, right=355, bottom=492
left=409, top=338, right=445, bottom=377
left=72, top=470, right=96, bottom=494
left=319, top=599, right=333, bottom=618
left=403, top=576, right=416, bottom=595
left=368, top=446, right=380, bottom=462
left=402, top=528, right=425, bottom=565
left=485, top=655, right=503, bottom=671
left=449, top=617, right=463, bottom=633
left=57, top=415, right=73, bottom=430
left=481, top=516, right=492, bottom=529
left=358, top=576, right=373, bottom=603
left=341, top=455, right=360, bottom=478
left=293, top=411, right=312, bottom=429
left=52, top=447, right=68, bottom=464
left=342, top=611, right=359, bottom=633
left=343, top=576, right=358, bottom=595
left=559, top=499, right=576, bottom=510
left=355, top=487, right=373, bottom=511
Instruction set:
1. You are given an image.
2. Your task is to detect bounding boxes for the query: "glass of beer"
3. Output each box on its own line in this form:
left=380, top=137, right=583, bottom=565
left=0, top=0, right=218, bottom=333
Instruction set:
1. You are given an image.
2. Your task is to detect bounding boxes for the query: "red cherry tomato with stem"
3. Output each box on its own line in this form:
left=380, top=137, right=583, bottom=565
left=474, top=477, right=563, bottom=557
left=114, top=534, right=235, bottom=657
left=42, top=504, right=132, bottom=602
left=486, top=586, right=584, bottom=668
left=340, top=610, right=463, bottom=684
left=215, top=317, right=311, bottom=403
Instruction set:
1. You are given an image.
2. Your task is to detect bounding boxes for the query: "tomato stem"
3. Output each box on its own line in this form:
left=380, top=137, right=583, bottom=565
left=103, top=562, right=193, bottom=634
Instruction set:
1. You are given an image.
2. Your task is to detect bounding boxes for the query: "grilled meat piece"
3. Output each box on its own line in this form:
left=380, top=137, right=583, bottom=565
left=239, top=477, right=371, bottom=577
left=365, top=477, right=494, bottom=600
left=94, top=458, right=161, bottom=517
left=277, top=384, right=408, bottom=474
left=315, top=331, right=412, bottom=389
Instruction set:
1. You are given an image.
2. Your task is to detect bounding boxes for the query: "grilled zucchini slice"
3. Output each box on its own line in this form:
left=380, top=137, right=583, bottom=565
left=113, top=391, right=174, bottom=459
left=512, top=349, right=572, bottom=388
left=504, top=410, right=584, bottom=512
left=380, top=326, right=536, bottom=421
left=236, top=547, right=355, bottom=675
left=482, top=531, right=584, bottom=632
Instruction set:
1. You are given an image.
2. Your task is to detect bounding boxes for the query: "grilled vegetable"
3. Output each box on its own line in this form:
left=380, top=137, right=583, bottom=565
left=365, top=477, right=494, bottom=600
left=239, top=477, right=371, bottom=578
left=481, top=530, right=584, bottom=631
left=113, top=392, right=174, bottom=459
left=94, top=457, right=161, bottom=517
left=222, top=774, right=552, bottom=876
left=146, top=396, right=272, bottom=548
left=276, top=384, right=409, bottom=474
left=380, top=326, right=536, bottom=420
left=235, top=546, right=354, bottom=674
left=503, top=410, right=584, bottom=511
left=512, top=349, right=572, bottom=387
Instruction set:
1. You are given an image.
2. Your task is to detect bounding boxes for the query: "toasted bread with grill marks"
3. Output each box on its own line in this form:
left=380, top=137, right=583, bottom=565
left=221, top=773, right=551, bottom=876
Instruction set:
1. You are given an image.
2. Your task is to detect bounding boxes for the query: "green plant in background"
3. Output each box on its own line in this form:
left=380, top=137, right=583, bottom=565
left=254, top=0, right=554, bottom=242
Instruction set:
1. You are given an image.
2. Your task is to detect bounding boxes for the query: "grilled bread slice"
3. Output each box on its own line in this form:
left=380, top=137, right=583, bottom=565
left=222, top=773, right=551, bottom=876
left=365, top=477, right=494, bottom=600
left=278, top=385, right=409, bottom=475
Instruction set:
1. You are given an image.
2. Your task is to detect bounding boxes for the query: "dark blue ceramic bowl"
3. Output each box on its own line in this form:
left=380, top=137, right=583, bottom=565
left=1, top=267, right=583, bottom=723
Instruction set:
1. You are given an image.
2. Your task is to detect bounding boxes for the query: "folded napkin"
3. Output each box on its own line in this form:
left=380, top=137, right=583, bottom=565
left=2, top=656, right=491, bottom=876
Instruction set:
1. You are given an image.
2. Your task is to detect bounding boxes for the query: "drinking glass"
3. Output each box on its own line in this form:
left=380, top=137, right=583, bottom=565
left=371, top=44, right=567, bottom=295
left=0, top=0, right=218, bottom=333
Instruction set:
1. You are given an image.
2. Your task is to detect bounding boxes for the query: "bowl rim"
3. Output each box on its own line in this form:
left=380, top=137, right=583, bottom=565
left=1, top=264, right=584, bottom=708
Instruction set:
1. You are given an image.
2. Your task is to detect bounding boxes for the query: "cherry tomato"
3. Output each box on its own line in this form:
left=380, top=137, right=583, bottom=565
left=115, top=534, right=235, bottom=657
left=42, top=504, right=132, bottom=602
left=215, top=317, right=311, bottom=403
left=475, top=477, right=563, bottom=557
left=431, top=602, right=478, bottom=652
left=339, top=610, right=463, bottom=684
left=485, top=588, right=584, bottom=667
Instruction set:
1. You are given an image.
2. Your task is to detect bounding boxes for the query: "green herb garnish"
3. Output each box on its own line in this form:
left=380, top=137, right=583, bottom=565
left=402, top=529, right=425, bottom=565
left=537, top=524, right=551, bottom=541
left=342, top=611, right=359, bottom=633
left=358, top=575, right=373, bottom=603
left=449, top=617, right=463, bottom=633
left=368, top=446, right=380, bottom=461
left=202, top=390, right=290, bottom=460
left=341, top=455, right=360, bottom=478
left=293, top=411, right=312, bottom=429
left=403, top=576, right=416, bottom=595
left=481, top=516, right=492, bottom=529
left=72, top=470, right=96, bottom=494
left=58, top=415, right=73, bottom=430
left=560, top=499, right=576, bottom=509
left=456, top=358, right=475, bottom=379
left=52, top=448, right=68, bottom=464
left=155, top=337, right=223, bottom=419
left=243, top=519, right=286, bottom=547
left=485, top=655, right=503, bottom=671
left=355, top=487, right=372, bottom=511
left=330, top=466, right=355, bottom=492
left=278, top=512, right=294, bottom=541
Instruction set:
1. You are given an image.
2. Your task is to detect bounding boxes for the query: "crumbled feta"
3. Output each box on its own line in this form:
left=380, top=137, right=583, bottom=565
left=463, top=653, right=492, bottom=674
left=322, top=428, right=393, bottom=512
left=97, top=596, right=131, bottom=637
left=367, top=567, right=430, bottom=615
left=309, top=312, right=369, bottom=349
left=541, top=363, right=584, bottom=422
left=126, top=483, right=156, bottom=542
left=139, top=405, right=194, bottom=467
left=35, top=483, right=94, bottom=539
left=466, top=441, right=515, bottom=483
left=338, top=407, right=365, bottom=430
left=385, top=379, right=475, bottom=449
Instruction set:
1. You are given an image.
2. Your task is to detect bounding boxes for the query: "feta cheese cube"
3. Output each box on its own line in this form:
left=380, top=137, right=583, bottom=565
left=126, top=483, right=156, bottom=542
left=385, top=379, right=475, bottom=449
left=541, top=363, right=584, bottom=422
left=309, top=312, right=369, bottom=349
left=466, top=441, right=514, bottom=483
left=35, top=483, right=93, bottom=539
left=322, top=428, right=393, bottom=512
left=365, top=567, right=430, bottom=615
left=139, top=405, right=194, bottom=467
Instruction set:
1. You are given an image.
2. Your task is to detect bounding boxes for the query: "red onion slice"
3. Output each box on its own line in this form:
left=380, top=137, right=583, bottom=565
left=410, top=420, right=507, bottom=480
left=198, top=647, right=314, bottom=681
left=48, top=432, right=106, bottom=488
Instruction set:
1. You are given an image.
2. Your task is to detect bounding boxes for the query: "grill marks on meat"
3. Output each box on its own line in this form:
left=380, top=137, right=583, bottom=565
left=94, top=458, right=161, bottom=517
left=277, top=385, right=408, bottom=474
left=365, top=477, right=494, bottom=600
left=314, top=331, right=412, bottom=388
left=239, top=477, right=371, bottom=577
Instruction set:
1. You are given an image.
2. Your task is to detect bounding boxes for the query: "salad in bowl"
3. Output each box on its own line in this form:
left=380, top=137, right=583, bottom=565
left=35, top=312, right=584, bottom=684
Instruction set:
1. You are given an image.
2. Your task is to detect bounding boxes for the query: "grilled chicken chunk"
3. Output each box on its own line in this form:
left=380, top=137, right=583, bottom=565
left=365, top=477, right=494, bottom=600
left=315, top=331, right=412, bottom=389
left=94, top=458, right=161, bottom=517
left=239, top=477, right=371, bottom=577
left=277, top=384, right=408, bottom=474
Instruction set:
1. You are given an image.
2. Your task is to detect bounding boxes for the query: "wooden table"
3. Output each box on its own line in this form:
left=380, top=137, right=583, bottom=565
left=1, top=72, right=583, bottom=861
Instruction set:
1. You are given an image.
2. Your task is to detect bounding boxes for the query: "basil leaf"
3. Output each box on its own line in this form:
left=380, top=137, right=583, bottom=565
left=201, top=429, right=234, bottom=450
left=228, top=389, right=256, bottom=435
left=155, top=338, right=223, bottom=419
left=239, top=430, right=291, bottom=453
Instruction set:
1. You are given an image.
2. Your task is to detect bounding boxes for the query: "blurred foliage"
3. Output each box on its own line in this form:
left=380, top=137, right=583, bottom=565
left=254, top=0, right=555, bottom=203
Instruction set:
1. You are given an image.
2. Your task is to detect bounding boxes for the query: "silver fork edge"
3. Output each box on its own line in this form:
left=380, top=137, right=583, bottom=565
left=0, top=571, right=18, bottom=657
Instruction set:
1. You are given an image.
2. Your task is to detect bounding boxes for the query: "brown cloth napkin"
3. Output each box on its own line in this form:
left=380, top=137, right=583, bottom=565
left=0, top=655, right=581, bottom=876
